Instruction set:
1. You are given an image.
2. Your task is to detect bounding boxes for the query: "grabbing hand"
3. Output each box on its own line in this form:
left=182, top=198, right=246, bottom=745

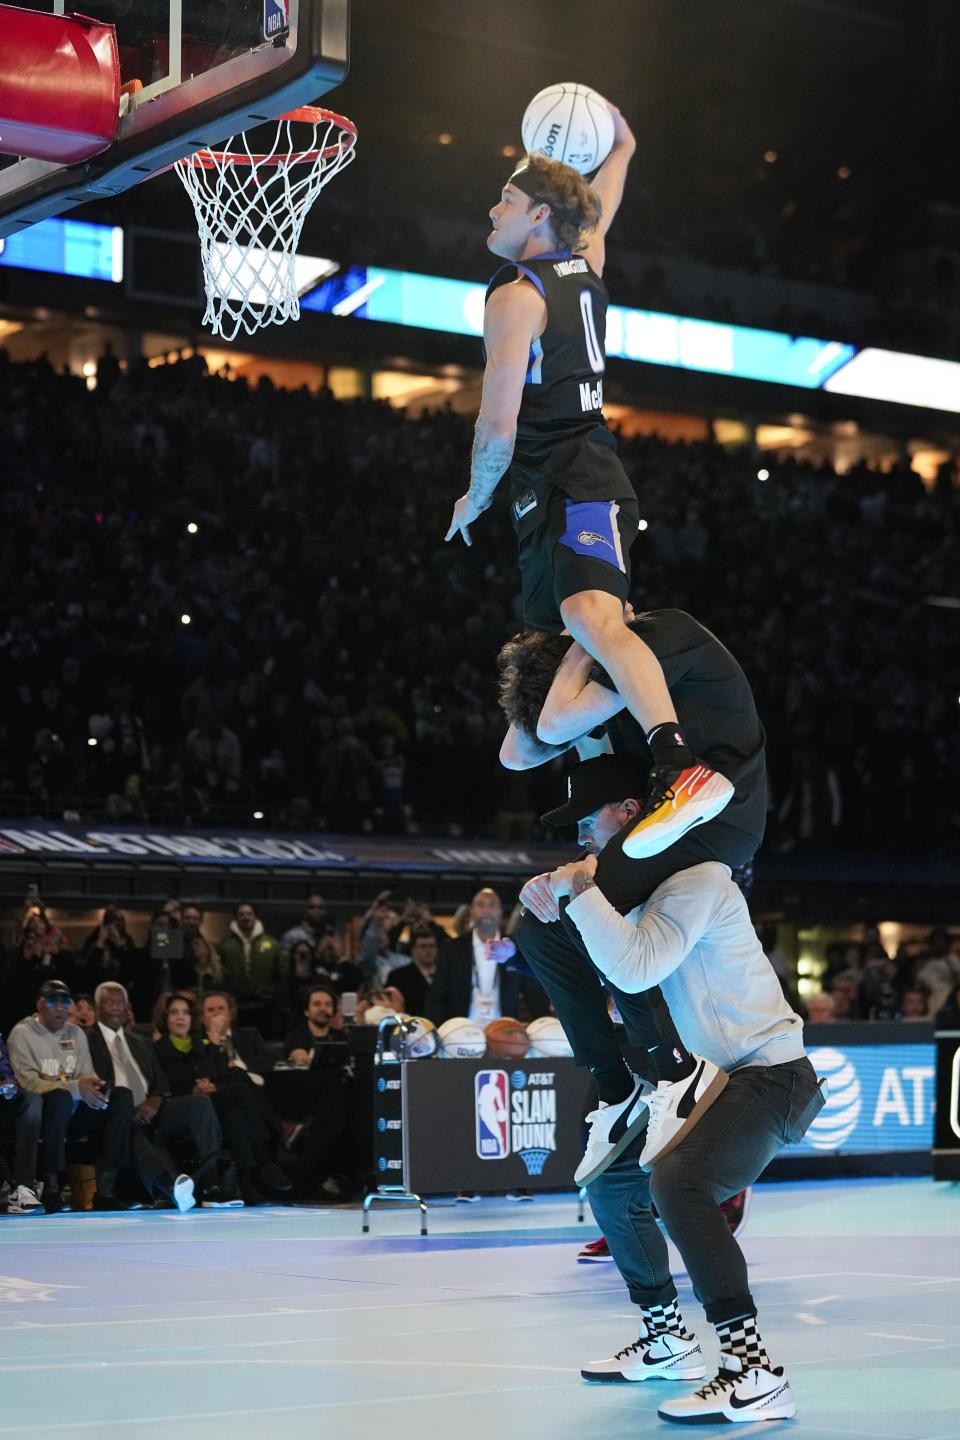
left=606, top=102, right=636, bottom=155
left=550, top=854, right=598, bottom=898
left=444, top=493, right=490, bottom=547
left=519, top=872, right=562, bottom=925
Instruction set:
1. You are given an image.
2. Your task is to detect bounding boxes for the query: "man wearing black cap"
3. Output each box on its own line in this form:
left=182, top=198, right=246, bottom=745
left=6, top=979, right=135, bottom=1212
left=496, top=610, right=768, bottom=1178
left=516, top=765, right=822, bottom=1424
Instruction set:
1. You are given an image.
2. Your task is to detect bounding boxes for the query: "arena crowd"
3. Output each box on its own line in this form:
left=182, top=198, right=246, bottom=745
left=2, top=887, right=956, bottom=1215
left=2, top=351, right=957, bottom=855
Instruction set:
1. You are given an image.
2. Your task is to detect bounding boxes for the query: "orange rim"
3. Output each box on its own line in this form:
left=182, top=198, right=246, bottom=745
left=182, top=106, right=357, bottom=169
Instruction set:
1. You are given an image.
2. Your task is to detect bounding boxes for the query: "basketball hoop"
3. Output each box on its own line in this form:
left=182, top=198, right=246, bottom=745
left=174, top=106, right=357, bottom=341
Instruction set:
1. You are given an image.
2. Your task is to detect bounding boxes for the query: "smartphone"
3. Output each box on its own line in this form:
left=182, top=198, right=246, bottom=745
left=340, top=991, right=358, bottom=1021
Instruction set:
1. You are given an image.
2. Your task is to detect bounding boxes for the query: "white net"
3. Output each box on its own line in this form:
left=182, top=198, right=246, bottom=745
left=175, top=108, right=357, bottom=342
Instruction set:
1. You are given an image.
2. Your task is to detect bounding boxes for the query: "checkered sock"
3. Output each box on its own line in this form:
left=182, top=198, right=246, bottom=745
left=715, top=1313, right=771, bottom=1369
left=640, top=1297, right=688, bottom=1337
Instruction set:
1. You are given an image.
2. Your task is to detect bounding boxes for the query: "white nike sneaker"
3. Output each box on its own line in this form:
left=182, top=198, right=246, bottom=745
left=575, top=1076, right=652, bottom=1186
left=639, top=1056, right=727, bottom=1171
left=582, top=1330, right=707, bottom=1383
left=172, top=1174, right=196, bottom=1213
left=6, top=1184, right=44, bottom=1215
left=658, top=1353, right=797, bottom=1423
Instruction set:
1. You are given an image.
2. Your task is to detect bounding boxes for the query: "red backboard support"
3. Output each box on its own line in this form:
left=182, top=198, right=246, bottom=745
left=0, top=0, right=349, bottom=237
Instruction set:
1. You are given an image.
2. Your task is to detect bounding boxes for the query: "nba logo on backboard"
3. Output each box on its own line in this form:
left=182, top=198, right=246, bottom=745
left=263, top=0, right=290, bottom=40
left=475, top=1070, right=510, bottom=1159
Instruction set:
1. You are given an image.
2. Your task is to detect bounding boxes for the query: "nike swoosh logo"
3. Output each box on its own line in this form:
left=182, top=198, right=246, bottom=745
left=642, top=1346, right=699, bottom=1367
left=729, top=1382, right=787, bottom=1409
left=676, top=1060, right=705, bottom=1120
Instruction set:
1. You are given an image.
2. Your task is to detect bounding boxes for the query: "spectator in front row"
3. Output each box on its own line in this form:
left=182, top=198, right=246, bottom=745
left=199, top=991, right=275, bottom=1086
left=280, top=894, right=333, bottom=961
left=154, top=993, right=289, bottom=1207
left=216, top=902, right=281, bottom=1033
left=286, top=985, right=342, bottom=1064
left=427, top=888, right=549, bottom=1027
left=7, top=979, right=134, bottom=1212
left=1, top=1028, right=45, bottom=1213
left=86, top=981, right=221, bottom=1210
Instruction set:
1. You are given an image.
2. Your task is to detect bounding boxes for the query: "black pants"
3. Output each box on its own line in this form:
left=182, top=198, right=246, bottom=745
left=9, top=1090, right=71, bottom=1188
left=131, top=1095, right=222, bottom=1198
left=588, top=1058, right=822, bottom=1324
left=20, top=1086, right=134, bottom=1179
left=516, top=819, right=759, bottom=1080
left=211, top=1082, right=269, bottom=1173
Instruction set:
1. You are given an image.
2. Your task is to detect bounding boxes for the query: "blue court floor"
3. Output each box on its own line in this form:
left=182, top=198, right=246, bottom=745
left=0, top=1176, right=957, bottom=1438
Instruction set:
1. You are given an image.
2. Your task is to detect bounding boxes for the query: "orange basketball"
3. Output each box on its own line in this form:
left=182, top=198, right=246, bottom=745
left=485, top=1017, right=530, bottom=1060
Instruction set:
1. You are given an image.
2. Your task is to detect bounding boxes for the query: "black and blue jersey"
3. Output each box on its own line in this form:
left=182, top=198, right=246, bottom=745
left=485, top=249, right=635, bottom=537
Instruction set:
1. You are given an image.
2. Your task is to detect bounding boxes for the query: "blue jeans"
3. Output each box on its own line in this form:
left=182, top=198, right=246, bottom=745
left=587, top=1057, right=822, bottom=1325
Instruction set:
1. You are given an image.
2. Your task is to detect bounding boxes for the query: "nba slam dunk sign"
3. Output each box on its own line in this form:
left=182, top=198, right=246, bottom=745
left=475, top=1069, right=558, bottom=1175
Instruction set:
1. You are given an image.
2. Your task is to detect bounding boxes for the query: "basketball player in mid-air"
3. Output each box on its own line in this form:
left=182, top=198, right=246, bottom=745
left=444, top=105, right=731, bottom=858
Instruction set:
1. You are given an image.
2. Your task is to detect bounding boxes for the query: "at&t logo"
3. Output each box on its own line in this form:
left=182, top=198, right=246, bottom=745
left=806, top=1048, right=860, bottom=1150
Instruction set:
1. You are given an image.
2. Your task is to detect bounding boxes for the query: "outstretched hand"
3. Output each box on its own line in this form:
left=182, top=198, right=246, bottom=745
left=444, top=494, right=489, bottom=546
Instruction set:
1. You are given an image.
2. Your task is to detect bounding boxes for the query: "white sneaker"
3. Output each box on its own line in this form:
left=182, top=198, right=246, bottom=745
left=639, top=1056, right=727, bottom=1171
left=582, top=1330, right=707, bottom=1383
left=575, top=1077, right=652, bottom=1186
left=6, top=1184, right=44, bottom=1215
left=658, top=1353, right=797, bottom=1423
left=172, top=1174, right=196, bottom=1213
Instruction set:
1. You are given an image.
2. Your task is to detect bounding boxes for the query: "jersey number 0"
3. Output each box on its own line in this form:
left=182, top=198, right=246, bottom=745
left=579, top=290, right=605, bottom=375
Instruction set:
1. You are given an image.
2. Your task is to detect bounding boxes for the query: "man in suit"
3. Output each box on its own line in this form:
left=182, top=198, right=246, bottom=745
left=388, top=929, right=439, bottom=1016
left=199, top=991, right=275, bottom=1085
left=89, top=982, right=221, bottom=1210
left=427, top=889, right=548, bottom=1027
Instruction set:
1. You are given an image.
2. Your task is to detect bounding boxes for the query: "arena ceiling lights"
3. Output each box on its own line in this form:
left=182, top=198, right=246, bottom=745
left=823, top=348, right=960, bottom=414
left=0, top=216, right=122, bottom=281
left=5, top=219, right=959, bottom=416
left=300, top=261, right=960, bottom=415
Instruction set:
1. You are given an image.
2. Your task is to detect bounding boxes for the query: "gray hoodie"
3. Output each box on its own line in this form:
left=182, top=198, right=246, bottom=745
left=7, top=1016, right=96, bottom=1102
left=567, top=862, right=805, bottom=1072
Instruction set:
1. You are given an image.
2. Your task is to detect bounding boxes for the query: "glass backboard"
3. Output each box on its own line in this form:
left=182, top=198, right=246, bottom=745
left=0, top=0, right=349, bottom=236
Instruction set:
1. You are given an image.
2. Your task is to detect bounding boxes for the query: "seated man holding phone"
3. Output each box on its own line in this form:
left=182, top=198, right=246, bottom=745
left=6, top=979, right=136, bottom=1212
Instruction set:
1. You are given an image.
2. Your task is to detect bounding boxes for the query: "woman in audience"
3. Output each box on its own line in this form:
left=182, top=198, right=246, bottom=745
left=154, top=993, right=291, bottom=1206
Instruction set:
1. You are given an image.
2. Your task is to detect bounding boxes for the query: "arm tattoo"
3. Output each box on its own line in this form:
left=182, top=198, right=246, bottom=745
left=468, top=425, right=515, bottom=509
left=571, top=870, right=596, bottom=899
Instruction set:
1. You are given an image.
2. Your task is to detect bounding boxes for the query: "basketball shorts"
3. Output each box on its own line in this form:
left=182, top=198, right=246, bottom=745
left=517, top=490, right=640, bottom=632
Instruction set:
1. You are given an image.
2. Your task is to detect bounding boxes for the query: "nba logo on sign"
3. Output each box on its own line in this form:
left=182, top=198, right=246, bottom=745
left=263, top=0, right=290, bottom=40
left=475, top=1070, right=510, bottom=1159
